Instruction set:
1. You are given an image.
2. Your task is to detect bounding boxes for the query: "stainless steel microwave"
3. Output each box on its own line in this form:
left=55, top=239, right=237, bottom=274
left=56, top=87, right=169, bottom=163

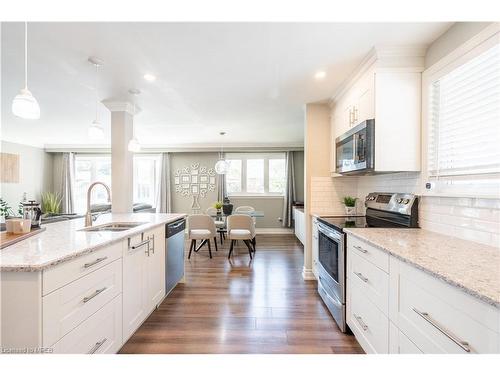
left=335, top=119, right=375, bottom=175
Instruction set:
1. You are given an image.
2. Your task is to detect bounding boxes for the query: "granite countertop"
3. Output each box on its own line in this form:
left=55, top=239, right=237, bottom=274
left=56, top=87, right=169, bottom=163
left=344, top=228, right=500, bottom=307
left=0, top=213, right=186, bottom=272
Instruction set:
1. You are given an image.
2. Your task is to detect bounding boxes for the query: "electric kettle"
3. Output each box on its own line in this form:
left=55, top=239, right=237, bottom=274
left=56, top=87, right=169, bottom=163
left=22, top=200, right=42, bottom=228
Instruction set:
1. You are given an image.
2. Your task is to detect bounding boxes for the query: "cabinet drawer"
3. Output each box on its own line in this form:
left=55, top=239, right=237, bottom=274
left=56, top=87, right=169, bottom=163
left=349, top=280, right=389, bottom=354
left=350, top=251, right=389, bottom=315
left=43, top=242, right=122, bottom=295
left=347, top=235, right=389, bottom=272
left=398, top=265, right=499, bottom=354
left=51, top=294, right=122, bottom=354
left=43, top=259, right=122, bottom=347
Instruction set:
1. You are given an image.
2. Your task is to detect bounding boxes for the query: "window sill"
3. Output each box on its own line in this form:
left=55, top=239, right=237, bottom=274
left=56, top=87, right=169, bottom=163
left=228, top=195, right=285, bottom=199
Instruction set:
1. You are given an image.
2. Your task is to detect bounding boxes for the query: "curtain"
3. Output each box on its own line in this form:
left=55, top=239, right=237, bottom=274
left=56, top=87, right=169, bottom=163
left=282, top=151, right=296, bottom=228
left=60, top=152, right=75, bottom=214
left=217, top=151, right=227, bottom=201
left=157, top=153, right=172, bottom=213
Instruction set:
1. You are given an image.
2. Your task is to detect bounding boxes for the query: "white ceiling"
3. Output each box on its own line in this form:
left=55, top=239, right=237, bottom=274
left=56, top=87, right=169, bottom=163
left=1, top=22, right=451, bottom=148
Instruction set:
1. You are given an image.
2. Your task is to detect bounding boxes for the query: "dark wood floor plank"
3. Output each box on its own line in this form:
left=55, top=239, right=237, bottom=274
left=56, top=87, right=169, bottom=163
left=119, top=233, right=363, bottom=354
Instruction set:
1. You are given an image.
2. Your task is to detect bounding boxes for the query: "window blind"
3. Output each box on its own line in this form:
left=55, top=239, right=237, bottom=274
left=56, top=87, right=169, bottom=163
left=426, top=42, right=500, bottom=196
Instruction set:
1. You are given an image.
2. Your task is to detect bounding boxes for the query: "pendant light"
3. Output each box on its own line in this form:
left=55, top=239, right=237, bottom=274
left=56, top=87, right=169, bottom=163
left=215, top=131, right=230, bottom=174
left=88, top=57, right=104, bottom=140
left=12, top=22, right=40, bottom=119
left=128, top=89, right=141, bottom=153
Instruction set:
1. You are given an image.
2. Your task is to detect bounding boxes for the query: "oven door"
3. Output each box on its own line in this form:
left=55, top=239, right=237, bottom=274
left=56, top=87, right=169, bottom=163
left=317, top=222, right=345, bottom=303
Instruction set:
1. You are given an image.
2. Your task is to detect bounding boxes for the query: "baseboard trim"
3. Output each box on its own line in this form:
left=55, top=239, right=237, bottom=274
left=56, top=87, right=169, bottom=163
left=302, top=267, right=316, bottom=280
left=255, top=228, right=294, bottom=234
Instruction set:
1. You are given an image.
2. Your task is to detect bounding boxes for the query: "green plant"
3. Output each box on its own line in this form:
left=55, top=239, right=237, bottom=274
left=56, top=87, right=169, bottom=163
left=213, top=201, right=223, bottom=210
left=0, top=198, right=14, bottom=217
left=41, top=192, right=62, bottom=214
left=342, top=196, right=357, bottom=207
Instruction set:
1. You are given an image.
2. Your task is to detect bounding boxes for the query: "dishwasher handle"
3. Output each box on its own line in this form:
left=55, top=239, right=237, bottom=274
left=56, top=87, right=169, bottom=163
left=166, top=219, right=186, bottom=238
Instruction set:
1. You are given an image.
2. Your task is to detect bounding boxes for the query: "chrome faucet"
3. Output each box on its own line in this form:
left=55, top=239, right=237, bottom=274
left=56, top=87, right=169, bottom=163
left=85, top=182, right=112, bottom=227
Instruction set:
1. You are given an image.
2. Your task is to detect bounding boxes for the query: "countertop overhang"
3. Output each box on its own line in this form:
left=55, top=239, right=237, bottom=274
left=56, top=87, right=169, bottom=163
left=0, top=213, right=187, bottom=272
left=344, top=228, right=500, bottom=307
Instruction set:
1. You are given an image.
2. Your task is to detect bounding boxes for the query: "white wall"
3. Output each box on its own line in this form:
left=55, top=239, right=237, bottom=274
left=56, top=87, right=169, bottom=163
left=0, top=141, right=53, bottom=209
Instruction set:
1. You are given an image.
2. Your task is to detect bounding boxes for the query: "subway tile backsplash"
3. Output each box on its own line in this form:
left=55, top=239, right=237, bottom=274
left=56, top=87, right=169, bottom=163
left=311, top=173, right=500, bottom=248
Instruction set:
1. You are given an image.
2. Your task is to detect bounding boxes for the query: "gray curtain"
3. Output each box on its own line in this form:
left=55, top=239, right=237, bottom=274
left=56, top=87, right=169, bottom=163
left=282, top=151, right=296, bottom=228
left=157, top=153, right=172, bottom=213
left=217, top=151, right=227, bottom=201
left=60, top=152, right=75, bottom=214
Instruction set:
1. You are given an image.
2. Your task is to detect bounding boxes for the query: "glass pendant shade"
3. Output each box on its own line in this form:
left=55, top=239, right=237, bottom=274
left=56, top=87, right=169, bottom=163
left=88, top=120, right=104, bottom=140
left=215, top=159, right=230, bottom=174
left=12, top=88, right=40, bottom=119
left=128, top=137, right=141, bottom=152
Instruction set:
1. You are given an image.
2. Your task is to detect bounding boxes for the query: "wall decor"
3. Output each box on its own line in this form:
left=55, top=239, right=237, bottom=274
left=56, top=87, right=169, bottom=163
left=0, top=153, right=20, bottom=183
left=174, top=163, right=216, bottom=212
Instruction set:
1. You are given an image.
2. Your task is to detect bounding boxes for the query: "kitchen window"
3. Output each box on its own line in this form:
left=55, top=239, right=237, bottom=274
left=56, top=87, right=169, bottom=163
left=423, top=35, right=500, bottom=197
left=73, top=154, right=161, bottom=213
left=225, top=153, right=286, bottom=196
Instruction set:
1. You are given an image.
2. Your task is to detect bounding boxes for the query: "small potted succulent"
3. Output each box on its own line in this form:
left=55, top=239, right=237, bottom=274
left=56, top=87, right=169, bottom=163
left=342, top=196, right=357, bottom=216
left=213, top=201, right=223, bottom=215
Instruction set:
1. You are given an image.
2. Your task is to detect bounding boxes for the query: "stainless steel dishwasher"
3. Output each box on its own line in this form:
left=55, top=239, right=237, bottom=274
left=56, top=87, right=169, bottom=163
left=165, top=218, right=186, bottom=295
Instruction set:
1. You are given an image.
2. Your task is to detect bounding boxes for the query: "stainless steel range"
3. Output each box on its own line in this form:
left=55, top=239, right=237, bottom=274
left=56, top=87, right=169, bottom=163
left=316, top=192, right=419, bottom=333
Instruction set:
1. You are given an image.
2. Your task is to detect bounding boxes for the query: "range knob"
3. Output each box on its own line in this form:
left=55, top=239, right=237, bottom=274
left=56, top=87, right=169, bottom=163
left=403, top=199, right=410, bottom=204
left=397, top=198, right=404, bottom=204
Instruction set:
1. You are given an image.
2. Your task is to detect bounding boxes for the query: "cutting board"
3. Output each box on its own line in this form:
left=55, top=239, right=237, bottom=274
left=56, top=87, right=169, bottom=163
left=0, top=227, right=46, bottom=249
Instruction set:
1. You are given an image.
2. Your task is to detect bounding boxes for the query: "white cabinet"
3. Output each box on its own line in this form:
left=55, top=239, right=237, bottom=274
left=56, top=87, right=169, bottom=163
left=123, top=227, right=166, bottom=341
left=293, top=207, right=305, bottom=245
left=346, top=234, right=500, bottom=354
left=329, top=47, right=423, bottom=174
left=311, top=217, right=319, bottom=278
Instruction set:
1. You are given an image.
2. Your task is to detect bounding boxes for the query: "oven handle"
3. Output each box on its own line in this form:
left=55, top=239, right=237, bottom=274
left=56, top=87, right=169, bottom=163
left=318, top=223, right=342, bottom=241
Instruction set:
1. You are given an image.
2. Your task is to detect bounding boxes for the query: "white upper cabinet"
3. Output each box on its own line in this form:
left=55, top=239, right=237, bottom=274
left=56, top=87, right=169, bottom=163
left=329, top=47, right=425, bottom=175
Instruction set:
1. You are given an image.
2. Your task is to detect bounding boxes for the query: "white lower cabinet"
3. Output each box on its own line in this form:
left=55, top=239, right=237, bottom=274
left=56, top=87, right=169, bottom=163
left=293, top=208, right=305, bottom=245
left=347, top=234, right=500, bottom=354
left=123, top=226, right=166, bottom=341
left=52, top=294, right=123, bottom=354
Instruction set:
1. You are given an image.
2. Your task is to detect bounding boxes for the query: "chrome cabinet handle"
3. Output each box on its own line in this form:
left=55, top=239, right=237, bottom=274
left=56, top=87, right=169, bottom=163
left=129, top=239, right=150, bottom=251
left=354, top=272, right=369, bottom=283
left=83, top=257, right=107, bottom=269
left=354, top=314, right=368, bottom=331
left=412, top=308, right=471, bottom=353
left=353, top=106, right=358, bottom=123
left=83, top=287, right=107, bottom=303
left=148, top=234, right=155, bottom=254
left=354, top=245, right=368, bottom=253
left=88, top=338, right=107, bottom=354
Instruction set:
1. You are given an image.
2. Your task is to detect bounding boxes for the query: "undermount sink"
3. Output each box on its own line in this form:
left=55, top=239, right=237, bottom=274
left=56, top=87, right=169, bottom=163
left=79, top=222, right=146, bottom=232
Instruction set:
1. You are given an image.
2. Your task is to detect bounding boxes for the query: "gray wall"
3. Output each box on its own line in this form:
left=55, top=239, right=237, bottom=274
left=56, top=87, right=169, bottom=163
left=425, top=22, right=493, bottom=68
left=0, top=141, right=53, bottom=209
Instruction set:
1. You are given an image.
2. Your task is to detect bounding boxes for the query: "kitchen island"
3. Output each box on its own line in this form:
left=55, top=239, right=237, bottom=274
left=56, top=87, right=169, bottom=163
left=0, top=213, right=186, bottom=354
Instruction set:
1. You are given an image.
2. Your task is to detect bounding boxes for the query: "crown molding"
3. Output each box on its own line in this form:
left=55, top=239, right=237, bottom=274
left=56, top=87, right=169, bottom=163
left=101, top=100, right=141, bottom=115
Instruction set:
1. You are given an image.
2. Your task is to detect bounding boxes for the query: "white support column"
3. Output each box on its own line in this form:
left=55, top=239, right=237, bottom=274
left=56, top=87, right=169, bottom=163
left=102, top=100, right=141, bottom=213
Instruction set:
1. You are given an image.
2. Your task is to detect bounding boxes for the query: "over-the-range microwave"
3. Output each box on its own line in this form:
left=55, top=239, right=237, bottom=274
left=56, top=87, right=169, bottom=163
left=335, top=119, right=374, bottom=175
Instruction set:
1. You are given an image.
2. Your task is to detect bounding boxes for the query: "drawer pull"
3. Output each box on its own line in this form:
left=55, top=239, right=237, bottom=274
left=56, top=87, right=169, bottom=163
left=129, top=239, right=150, bottom=251
left=353, top=314, right=368, bottom=331
left=354, top=245, right=368, bottom=254
left=83, top=257, right=107, bottom=269
left=412, top=308, right=471, bottom=353
left=83, top=287, right=107, bottom=303
left=354, top=272, right=369, bottom=283
left=88, top=338, right=107, bottom=354
left=148, top=234, right=155, bottom=254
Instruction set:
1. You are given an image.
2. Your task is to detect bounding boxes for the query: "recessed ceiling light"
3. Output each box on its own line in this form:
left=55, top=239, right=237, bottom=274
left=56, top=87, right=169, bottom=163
left=314, top=71, right=326, bottom=80
left=143, top=73, right=156, bottom=82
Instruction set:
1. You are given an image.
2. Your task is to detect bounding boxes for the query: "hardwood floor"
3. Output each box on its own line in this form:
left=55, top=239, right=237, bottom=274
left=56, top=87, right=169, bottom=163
left=119, top=234, right=363, bottom=354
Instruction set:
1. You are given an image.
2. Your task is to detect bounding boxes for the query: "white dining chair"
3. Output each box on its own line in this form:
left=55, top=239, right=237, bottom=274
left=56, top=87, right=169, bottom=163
left=187, top=214, right=218, bottom=259
left=206, top=207, right=226, bottom=244
left=227, top=214, right=256, bottom=260
left=234, top=205, right=257, bottom=225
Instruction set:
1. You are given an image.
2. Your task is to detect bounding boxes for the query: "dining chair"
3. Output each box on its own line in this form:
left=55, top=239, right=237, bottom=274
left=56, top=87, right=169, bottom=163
left=227, top=214, right=256, bottom=260
left=187, top=214, right=218, bottom=259
left=206, top=207, right=226, bottom=244
left=234, top=205, right=257, bottom=225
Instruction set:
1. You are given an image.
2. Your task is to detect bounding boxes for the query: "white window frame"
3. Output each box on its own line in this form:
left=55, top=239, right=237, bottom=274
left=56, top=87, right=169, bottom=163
left=421, top=26, right=500, bottom=199
left=225, top=152, right=286, bottom=197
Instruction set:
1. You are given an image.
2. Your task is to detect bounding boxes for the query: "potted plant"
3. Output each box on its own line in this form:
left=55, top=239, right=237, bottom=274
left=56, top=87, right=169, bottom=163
left=213, top=201, right=223, bottom=215
left=342, top=196, right=357, bottom=215
left=41, top=192, right=62, bottom=215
